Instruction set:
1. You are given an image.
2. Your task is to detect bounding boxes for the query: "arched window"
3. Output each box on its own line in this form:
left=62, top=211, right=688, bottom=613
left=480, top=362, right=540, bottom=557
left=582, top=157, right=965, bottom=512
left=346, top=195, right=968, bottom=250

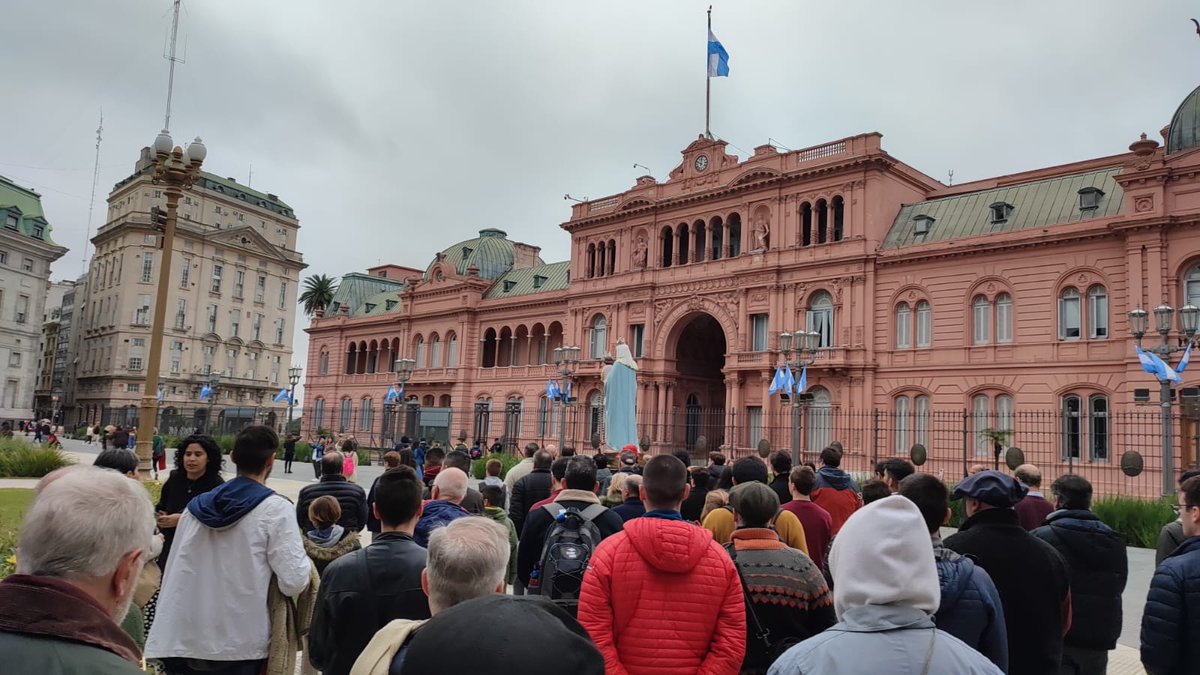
left=481, top=328, right=497, bottom=367
left=677, top=222, right=690, bottom=265
left=319, top=350, right=329, bottom=375
left=587, top=243, right=596, bottom=278
left=1088, top=285, right=1108, bottom=339
left=894, top=395, right=911, bottom=453
left=430, top=334, right=442, bottom=367
left=915, top=301, right=932, bottom=348
left=538, top=395, right=549, bottom=439
left=661, top=226, right=674, bottom=268
left=447, top=332, right=459, bottom=367
left=995, top=293, right=1013, bottom=344
left=832, top=196, right=845, bottom=241
left=597, top=241, right=606, bottom=278
left=972, top=394, right=991, bottom=456
left=339, top=398, right=352, bottom=432
left=800, top=202, right=813, bottom=247
left=1062, top=395, right=1082, bottom=459
left=806, top=387, right=832, bottom=452
left=367, top=340, right=378, bottom=374
left=895, top=302, right=912, bottom=349
left=587, top=391, right=604, bottom=440
left=710, top=217, right=724, bottom=261
left=1059, top=288, right=1082, bottom=340
left=345, top=343, right=357, bottom=375
left=1089, top=394, right=1109, bottom=461
left=423, top=395, right=435, bottom=407
left=914, top=395, right=930, bottom=447
left=414, top=335, right=427, bottom=368
left=1186, top=265, right=1200, bottom=306
left=972, top=295, right=991, bottom=345
left=728, top=213, right=742, bottom=257
left=806, top=292, right=834, bottom=349
left=816, top=199, right=828, bottom=244
left=439, top=394, right=452, bottom=407
left=608, top=239, right=616, bottom=275
left=359, top=398, right=373, bottom=433
left=313, top=398, right=325, bottom=430
left=692, top=221, right=705, bottom=263
left=590, top=315, right=608, bottom=359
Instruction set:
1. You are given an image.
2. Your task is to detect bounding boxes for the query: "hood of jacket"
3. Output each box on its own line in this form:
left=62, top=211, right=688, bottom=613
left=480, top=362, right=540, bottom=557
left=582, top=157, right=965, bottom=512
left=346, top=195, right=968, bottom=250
left=817, top=466, right=855, bottom=490
left=303, top=531, right=359, bottom=562
left=306, top=525, right=345, bottom=547
left=623, top=516, right=714, bottom=573
left=187, top=476, right=275, bottom=529
left=830, top=495, right=940, bottom=619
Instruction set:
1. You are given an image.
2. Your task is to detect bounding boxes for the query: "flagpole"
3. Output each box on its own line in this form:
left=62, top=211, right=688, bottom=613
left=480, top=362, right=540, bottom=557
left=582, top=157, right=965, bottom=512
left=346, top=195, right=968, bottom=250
left=705, top=5, right=712, bottom=140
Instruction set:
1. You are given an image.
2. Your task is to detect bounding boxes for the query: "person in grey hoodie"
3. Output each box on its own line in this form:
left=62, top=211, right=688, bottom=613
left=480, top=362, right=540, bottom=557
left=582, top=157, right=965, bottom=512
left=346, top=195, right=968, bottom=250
left=769, top=496, right=1003, bottom=675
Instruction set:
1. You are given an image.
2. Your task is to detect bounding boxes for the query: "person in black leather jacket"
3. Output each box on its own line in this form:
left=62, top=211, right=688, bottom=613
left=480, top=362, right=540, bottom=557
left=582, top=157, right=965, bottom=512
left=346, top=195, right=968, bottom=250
left=296, top=452, right=369, bottom=534
left=1032, top=474, right=1127, bottom=675
left=308, top=466, right=431, bottom=675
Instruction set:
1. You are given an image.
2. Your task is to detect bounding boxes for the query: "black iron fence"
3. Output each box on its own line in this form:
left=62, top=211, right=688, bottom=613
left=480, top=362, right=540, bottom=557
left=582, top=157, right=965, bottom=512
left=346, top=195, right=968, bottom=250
left=79, top=402, right=1192, bottom=499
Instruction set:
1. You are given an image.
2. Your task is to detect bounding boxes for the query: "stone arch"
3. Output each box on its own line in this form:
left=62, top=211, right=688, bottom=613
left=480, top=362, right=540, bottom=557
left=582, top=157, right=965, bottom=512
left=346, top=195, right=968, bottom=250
left=653, top=298, right=737, bottom=360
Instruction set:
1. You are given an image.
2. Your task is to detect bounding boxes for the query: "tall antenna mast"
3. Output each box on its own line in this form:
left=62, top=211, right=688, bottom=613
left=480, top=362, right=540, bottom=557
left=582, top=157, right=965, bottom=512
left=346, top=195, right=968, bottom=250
left=82, top=109, right=104, bottom=276
left=163, top=0, right=184, bottom=131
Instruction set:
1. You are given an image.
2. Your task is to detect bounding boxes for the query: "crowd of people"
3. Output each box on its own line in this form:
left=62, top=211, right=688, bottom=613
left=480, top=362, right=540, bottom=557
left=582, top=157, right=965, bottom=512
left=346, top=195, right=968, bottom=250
left=4, top=427, right=1200, bottom=674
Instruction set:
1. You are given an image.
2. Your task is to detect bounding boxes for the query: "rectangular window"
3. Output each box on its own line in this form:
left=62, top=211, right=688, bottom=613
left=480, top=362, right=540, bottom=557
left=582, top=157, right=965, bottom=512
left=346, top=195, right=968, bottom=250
left=275, top=319, right=285, bottom=344
left=916, top=302, right=931, bottom=348
left=895, top=304, right=912, bottom=349
left=22, top=258, right=33, bottom=272
left=1089, top=395, right=1109, bottom=461
left=314, top=400, right=325, bottom=429
left=894, top=396, right=911, bottom=453
left=175, top=299, right=187, bottom=329
left=234, top=270, right=245, bottom=299
left=914, top=395, right=930, bottom=448
left=170, top=341, right=183, bottom=374
left=747, top=406, right=764, bottom=447
left=180, top=258, right=191, bottom=288
left=0, top=250, right=6, bottom=264
left=278, top=280, right=287, bottom=308
left=7, top=351, right=20, bottom=368
left=128, top=357, right=143, bottom=371
left=246, top=351, right=258, bottom=379
left=630, top=324, right=645, bottom=358
left=211, top=265, right=223, bottom=293
left=807, top=306, right=834, bottom=349
left=995, top=295, right=1013, bottom=344
left=141, top=253, right=154, bottom=283
left=271, top=355, right=281, bottom=384
left=255, top=275, right=266, bottom=303
left=972, top=395, right=991, bottom=456
left=1059, top=291, right=1081, bottom=340
left=1062, top=396, right=1082, bottom=459
left=134, top=295, right=150, bottom=325
left=126, top=383, right=140, bottom=393
left=4, top=215, right=17, bottom=230
left=448, top=336, right=459, bottom=367
left=225, top=349, right=237, bottom=377
left=230, top=311, right=240, bottom=338
left=340, top=399, right=352, bottom=431
left=203, top=345, right=215, bottom=374
left=1089, top=288, right=1108, bottom=339
left=15, top=295, right=28, bottom=324
left=207, top=305, right=217, bottom=333
left=253, top=314, right=262, bottom=341
left=973, top=298, right=990, bottom=345
left=750, top=314, right=769, bottom=352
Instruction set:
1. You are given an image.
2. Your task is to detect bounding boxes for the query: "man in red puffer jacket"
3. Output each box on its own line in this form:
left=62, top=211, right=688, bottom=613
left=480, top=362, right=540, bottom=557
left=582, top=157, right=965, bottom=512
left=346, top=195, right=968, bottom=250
left=578, top=455, right=746, bottom=674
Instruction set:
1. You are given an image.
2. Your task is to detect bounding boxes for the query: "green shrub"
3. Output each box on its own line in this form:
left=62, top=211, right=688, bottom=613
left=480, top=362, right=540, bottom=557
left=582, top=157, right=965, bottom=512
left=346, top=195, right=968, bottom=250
left=472, top=452, right=523, bottom=480
left=1093, top=495, right=1175, bottom=549
left=0, top=439, right=73, bottom=478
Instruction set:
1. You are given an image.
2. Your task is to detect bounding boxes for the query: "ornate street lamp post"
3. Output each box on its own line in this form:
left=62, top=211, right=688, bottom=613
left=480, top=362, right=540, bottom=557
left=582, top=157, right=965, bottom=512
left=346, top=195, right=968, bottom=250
left=287, top=366, right=302, bottom=434
left=134, top=131, right=205, bottom=477
left=779, top=330, right=821, bottom=466
left=1130, top=304, right=1200, bottom=496
left=553, top=345, right=581, bottom=451
left=393, top=357, right=415, bottom=439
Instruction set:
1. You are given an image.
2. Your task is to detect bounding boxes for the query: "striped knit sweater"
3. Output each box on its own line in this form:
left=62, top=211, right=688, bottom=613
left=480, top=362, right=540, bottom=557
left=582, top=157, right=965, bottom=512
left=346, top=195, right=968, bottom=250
left=730, top=528, right=837, bottom=673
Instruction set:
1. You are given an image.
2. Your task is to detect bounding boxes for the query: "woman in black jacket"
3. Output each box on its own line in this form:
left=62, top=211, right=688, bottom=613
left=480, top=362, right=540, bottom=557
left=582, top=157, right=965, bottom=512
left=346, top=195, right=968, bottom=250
left=156, top=434, right=225, bottom=572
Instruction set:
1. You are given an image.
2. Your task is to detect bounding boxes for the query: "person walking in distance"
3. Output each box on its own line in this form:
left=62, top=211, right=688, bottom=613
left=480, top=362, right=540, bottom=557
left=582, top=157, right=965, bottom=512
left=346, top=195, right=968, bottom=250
left=578, top=455, right=746, bottom=674
left=898, top=473, right=1008, bottom=673
left=1032, top=474, right=1127, bottom=675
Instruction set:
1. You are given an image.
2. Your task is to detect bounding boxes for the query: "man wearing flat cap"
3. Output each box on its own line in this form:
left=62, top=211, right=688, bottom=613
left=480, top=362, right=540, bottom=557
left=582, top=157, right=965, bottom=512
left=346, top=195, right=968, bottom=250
left=944, top=471, right=1071, bottom=675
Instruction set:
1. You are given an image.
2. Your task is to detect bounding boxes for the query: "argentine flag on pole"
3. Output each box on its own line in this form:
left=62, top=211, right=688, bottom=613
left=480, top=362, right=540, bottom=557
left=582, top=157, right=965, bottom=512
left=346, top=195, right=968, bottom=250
left=797, top=365, right=808, bottom=394
left=199, top=384, right=213, bottom=400
left=783, top=365, right=796, bottom=394
left=547, top=379, right=559, bottom=401
left=767, top=366, right=786, bottom=396
left=1138, top=346, right=1182, bottom=385
left=708, top=29, right=729, bottom=77
left=157, top=387, right=164, bottom=403
left=1178, top=342, right=1193, bottom=376
left=273, top=387, right=291, bottom=404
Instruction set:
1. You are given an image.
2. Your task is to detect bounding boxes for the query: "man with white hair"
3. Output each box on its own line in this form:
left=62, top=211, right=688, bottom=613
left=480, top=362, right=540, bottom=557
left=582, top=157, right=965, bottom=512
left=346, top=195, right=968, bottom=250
left=350, top=517, right=511, bottom=675
left=414, top=467, right=471, bottom=547
left=0, top=467, right=155, bottom=674
left=768, top=496, right=1003, bottom=674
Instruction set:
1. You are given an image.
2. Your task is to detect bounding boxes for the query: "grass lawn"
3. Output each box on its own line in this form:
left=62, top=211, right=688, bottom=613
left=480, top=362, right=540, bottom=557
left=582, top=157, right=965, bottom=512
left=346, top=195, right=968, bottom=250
left=0, top=489, right=33, bottom=532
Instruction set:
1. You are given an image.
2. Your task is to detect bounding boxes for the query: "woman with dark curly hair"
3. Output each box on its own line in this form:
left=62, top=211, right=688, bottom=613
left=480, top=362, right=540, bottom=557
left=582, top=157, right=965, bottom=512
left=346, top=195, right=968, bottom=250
left=155, top=434, right=225, bottom=572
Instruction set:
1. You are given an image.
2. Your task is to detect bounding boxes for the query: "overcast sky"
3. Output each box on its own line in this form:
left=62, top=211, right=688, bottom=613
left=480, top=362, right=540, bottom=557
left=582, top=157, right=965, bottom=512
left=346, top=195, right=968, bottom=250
left=3, top=0, right=1198, bottom=403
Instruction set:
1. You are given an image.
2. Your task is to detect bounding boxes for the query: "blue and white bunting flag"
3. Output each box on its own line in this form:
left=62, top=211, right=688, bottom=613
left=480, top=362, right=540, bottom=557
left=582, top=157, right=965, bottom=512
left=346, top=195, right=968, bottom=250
left=1138, top=346, right=1182, bottom=385
left=707, top=29, right=730, bottom=77
left=385, top=385, right=399, bottom=403
left=783, top=364, right=796, bottom=394
left=1178, top=342, right=1193, bottom=376
left=199, top=384, right=213, bottom=400
left=767, top=366, right=784, bottom=396
left=797, top=365, right=808, bottom=394
left=546, top=379, right=559, bottom=400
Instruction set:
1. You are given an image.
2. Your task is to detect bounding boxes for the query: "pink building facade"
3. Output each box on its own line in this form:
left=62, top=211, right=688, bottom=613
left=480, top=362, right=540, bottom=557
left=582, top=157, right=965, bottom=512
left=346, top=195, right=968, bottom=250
left=303, top=85, right=1200, bottom=496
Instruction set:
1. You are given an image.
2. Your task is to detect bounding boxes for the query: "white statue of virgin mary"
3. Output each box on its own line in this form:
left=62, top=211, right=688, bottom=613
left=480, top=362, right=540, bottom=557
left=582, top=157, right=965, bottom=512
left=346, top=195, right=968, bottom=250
left=603, top=340, right=639, bottom=451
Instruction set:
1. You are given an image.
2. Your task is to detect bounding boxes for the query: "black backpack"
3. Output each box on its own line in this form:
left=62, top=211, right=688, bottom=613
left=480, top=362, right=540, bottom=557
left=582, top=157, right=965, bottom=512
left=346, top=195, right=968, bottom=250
left=531, top=503, right=606, bottom=614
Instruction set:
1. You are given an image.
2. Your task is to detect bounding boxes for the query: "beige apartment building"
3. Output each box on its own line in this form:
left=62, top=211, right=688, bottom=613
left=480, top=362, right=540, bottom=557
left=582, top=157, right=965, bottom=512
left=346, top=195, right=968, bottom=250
left=74, top=147, right=305, bottom=433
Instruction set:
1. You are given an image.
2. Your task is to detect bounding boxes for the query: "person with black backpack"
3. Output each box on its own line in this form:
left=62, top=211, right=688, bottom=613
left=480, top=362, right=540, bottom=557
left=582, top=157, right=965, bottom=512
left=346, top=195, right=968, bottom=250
left=516, top=455, right=623, bottom=616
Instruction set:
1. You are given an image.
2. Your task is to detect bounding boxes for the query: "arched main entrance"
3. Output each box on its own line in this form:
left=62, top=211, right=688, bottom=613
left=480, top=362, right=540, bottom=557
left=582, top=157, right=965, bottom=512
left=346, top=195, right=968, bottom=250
left=667, top=312, right=728, bottom=451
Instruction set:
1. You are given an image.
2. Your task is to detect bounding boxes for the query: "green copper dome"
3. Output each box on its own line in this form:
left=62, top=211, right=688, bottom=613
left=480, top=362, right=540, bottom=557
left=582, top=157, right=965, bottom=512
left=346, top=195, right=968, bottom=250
left=1168, top=84, right=1200, bottom=155
left=425, top=229, right=521, bottom=281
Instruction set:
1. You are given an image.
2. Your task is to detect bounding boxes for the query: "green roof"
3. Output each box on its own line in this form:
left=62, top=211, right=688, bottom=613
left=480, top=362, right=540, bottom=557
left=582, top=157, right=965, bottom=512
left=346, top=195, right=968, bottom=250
left=1169, top=83, right=1200, bottom=155
left=884, top=167, right=1123, bottom=250
left=198, top=173, right=294, bottom=218
left=0, top=174, right=59, bottom=246
left=329, top=273, right=408, bottom=318
left=484, top=261, right=570, bottom=299
left=424, top=229, right=539, bottom=281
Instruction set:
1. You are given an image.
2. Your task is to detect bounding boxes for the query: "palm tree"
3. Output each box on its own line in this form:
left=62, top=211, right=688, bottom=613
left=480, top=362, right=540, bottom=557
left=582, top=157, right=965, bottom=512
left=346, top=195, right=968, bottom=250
left=299, top=274, right=339, bottom=317
left=978, top=427, right=1012, bottom=471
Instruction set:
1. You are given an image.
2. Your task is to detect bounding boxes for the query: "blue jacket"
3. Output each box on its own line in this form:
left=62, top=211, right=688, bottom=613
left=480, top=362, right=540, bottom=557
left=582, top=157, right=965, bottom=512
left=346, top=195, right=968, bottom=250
left=413, top=499, right=470, bottom=548
left=814, top=466, right=860, bottom=493
left=610, top=497, right=646, bottom=523
left=1142, top=536, right=1200, bottom=675
left=768, top=605, right=1003, bottom=675
left=932, top=539, right=1008, bottom=673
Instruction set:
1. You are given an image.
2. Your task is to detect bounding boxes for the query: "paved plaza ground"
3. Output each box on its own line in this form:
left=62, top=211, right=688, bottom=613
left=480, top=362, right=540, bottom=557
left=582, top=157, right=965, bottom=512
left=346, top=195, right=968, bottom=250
left=0, top=437, right=1156, bottom=673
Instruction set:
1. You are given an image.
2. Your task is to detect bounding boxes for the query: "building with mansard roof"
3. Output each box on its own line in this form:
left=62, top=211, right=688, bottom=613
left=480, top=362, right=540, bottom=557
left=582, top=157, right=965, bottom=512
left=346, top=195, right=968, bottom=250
left=303, top=84, right=1200, bottom=496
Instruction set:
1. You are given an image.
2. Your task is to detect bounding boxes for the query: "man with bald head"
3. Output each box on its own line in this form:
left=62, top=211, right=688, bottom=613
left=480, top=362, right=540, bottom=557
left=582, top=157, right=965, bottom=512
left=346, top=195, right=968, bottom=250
left=414, top=467, right=471, bottom=547
left=1013, top=464, right=1055, bottom=531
